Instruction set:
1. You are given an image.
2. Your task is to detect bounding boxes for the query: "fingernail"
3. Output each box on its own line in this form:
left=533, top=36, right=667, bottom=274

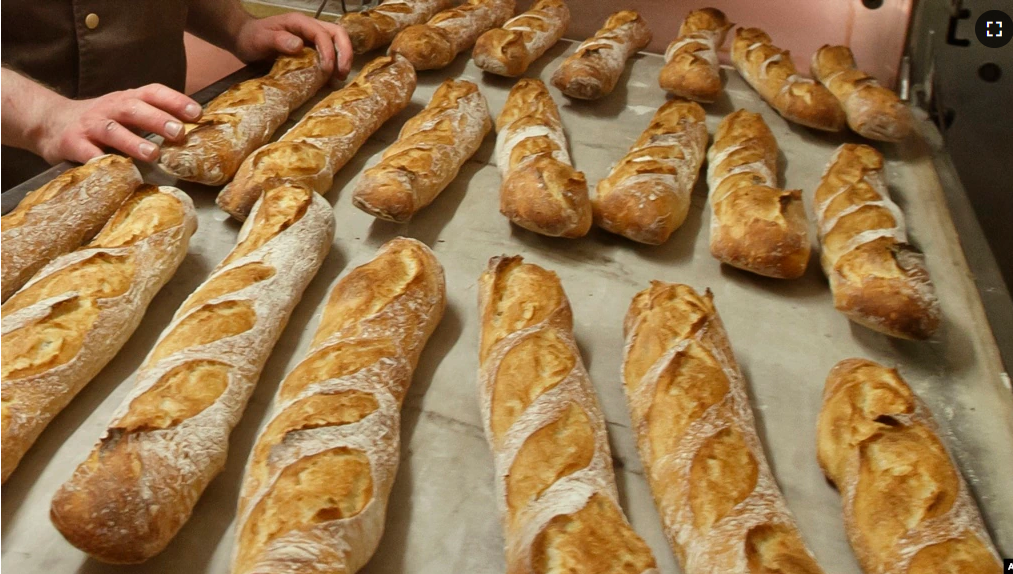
left=287, top=37, right=301, bottom=51
left=185, top=103, right=201, bottom=119
left=166, top=120, right=183, bottom=138
left=140, top=142, right=157, bottom=158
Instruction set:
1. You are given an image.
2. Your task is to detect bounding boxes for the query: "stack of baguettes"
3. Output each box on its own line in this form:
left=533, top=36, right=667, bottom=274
left=552, top=10, right=651, bottom=100
left=1, top=155, right=141, bottom=302
left=51, top=183, right=334, bottom=564
left=1, top=185, right=197, bottom=483
left=159, top=48, right=327, bottom=185
left=353, top=78, right=492, bottom=223
left=472, top=0, right=570, bottom=77
left=231, top=237, right=446, bottom=574
left=622, top=282, right=825, bottom=574
left=477, top=256, right=658, bottom=573
left=658, top=8, right=732, bottom=103
left=339, top=0, right=456, bottom=54
left=814, top=144, right=939, bottom=339
left=217, top=54, right=417, bottom=221
left=389, top=0, right=515, bottom=70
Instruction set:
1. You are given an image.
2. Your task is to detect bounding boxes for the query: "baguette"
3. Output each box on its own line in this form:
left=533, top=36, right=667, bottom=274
left=352, top=79, right=492, bottom=222
left=495, top=78, right=590, bottom=237
left=217, top=55, right=417, bottom=221
left=159, top=49, right=327, bottom=185
left=51, top=183, right=335, bottom=564
left=811, top=45, right=913, bottom=142
left=731, top=27, right=845, bottom=131
left=593, top=99, right=708, bottom=245
left=550, top=10, right=651, bottom=100
left=658, top=8, right=732, bottom=103
left=707, top=110, right=811, bottom=278
left=814, top=144, right=939, bottom=339
left=339, top=0, right=456, bottom=54
left=389, top=0, right=516, bottom=71
left=478, top=256, right=658, bottom=574
left=232, top=237, right=445, bottom=574
left=1, top=185, right=197, bottom=483
left=1, top=155, right=141, bottom=302
left=622, top=282, right=825, bottom=574
left=472, top=0, right=569, bottom=77
left=817, top=358, right=1001, bottom=574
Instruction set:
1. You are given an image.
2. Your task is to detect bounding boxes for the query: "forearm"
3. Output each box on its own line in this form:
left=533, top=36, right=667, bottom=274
left=1, top=68, right=68, bottom=156
left=184, top=0, right=252, bottom=53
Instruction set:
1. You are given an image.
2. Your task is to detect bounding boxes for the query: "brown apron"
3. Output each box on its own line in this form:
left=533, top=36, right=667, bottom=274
left=2, top=0, right=188, bottom=189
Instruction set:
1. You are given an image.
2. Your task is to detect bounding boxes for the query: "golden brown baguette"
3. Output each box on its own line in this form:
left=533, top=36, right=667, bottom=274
left=1, top=186, right=196, bottom=483
left=50, top=184, right=335, bottom=564
left=389, top=0, right=515, bottom=70
left=550, top=10, right=651, bottom=100
left=495, top=78, right=590, bottom=238
left=814, top=144, right=939, bottom=339
left=472, top=0, right=569, bottom=77
left=232, top=237, right=445, bottom=574
left=731, top=28, right=845, bottom=131
left=339, top=0, right=455, bottom=54
left=623, top=282, right=825, bottom=574
left=817, top=358, right=1001, bottom=574
left=352, top=79, right=491, bottom=222
left=811, top=45, right=913, bottom=142
left=1, top=155, right=141, bottom=302
left=478, top=256, right=658, bottom=574
left=658, top=8, right=732, bottom=103
left=707, top=110, right=811, bottom=278
left=158, top=49, right=326, bottom=185
left=217, top=55, right=417, bottom=221
left=593, top=99, right=708, bottom=245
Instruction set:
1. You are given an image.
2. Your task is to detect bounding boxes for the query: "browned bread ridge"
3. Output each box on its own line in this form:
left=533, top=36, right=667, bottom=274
left=339, top=0, right=456, bottom=53
left=658, top=8, right=732, bottom=103
left=551, top=10, right=651, bottom=100
left=389, top=0, right=515, bottom=70
left=472, top=0, right=570, bottom=77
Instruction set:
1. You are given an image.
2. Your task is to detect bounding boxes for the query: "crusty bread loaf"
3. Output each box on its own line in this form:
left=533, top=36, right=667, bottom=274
left=495, top=78, right=590, bottom=238
left=1, top=155, right=141, bottom=302
left=339, top=0, right=456, bottom=54
left=658, top=8, right=732, bottom=103
left=389, top=0, right=515, bottom=71
left=472, top=0, right=569, bottom=77
left=814, top=144, right=939, bottom=339
left=159, top=49, right=327, bottom=185
left=51, top=184, right=335, bottom=564
left=232, top=237, right=445, bottom=574
left=478, top=256, right=658, bottom=574
left=217, top=55, right=417, bottom=221
left=811, top=45, right=913, bottom=142
left=623, top=282, right=825, bottom=574
left=352, top=79, right=491, bottom=222
left=731, top=27, right=845, bottom=131
left=817, top=358, right=1001, bottom=574
left=1, top=186, right=196, bottom=484
left=593, top=99, right=708, bottom=245
left=550, top=10, right=651, bottom=100
left=707, top=110, right=811, bottom=278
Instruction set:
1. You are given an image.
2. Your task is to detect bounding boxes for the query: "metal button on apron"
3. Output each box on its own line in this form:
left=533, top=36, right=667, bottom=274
left=85, top=13, right=99, bottom=29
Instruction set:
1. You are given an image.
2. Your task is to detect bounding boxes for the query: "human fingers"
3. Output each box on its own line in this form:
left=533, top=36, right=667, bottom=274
left=132, top=84, right=202, bottom=122
left=112, top=98, right=188, bottom=142
left=273, top=13, right=337, bottom=75
left=88, top=119, right=159, bottom=162
left=325, top=21, right=354, bottom=79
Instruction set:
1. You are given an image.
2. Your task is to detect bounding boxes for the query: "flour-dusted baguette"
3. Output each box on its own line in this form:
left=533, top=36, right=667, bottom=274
left=472, top=0, right=569, bottom=77
left=817, top=359, right=1001, bottom=574
left=1, top=186, right=196, bottom=484
left=814, top=144, right=939, bottom=339
left=51, top=184, right=334, bottom=564
left=159, top=49, right=327, bottom=185
left=478, top=256, right=658, bottom=574
left=232, top=237, right=445, bottom=574
left=623, top=282, right=825, bottom=574
left=593, top=99, right=708, bottom=245
left=339, top=0, right=456, bottom=54
left=551, top=10, right=651, bottom=100
left=811, top=45, right=913, bottom=142
left=1, top=155, right=141, bottom=302
left=732, top=27, right=845, bottom=131
left=496, top=78, right=590, bottom=237
left=389, top=0, right=515, bottom=70
left=708, top=110, right=811, bottom=278
left=658, top=8, right=732, bottom=103
left=352, top=79, right=491, bottom=222
left=217, top=55, right=417, bottom=221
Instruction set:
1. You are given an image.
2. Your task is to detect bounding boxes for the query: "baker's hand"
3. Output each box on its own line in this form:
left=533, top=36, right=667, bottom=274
left=233, top=13, right=354, bottom=81
left=36, top=84, right=202, bottom=165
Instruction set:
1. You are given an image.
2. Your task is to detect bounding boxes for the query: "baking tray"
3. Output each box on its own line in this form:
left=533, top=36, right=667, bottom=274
left=3, top=42, right=1012, bottom=573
